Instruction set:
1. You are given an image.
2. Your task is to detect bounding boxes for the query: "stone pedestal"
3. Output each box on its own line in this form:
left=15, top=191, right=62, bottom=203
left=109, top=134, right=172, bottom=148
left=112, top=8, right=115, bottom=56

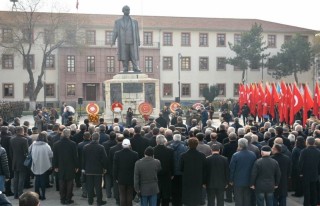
left=104, top=73, right=160, bottom=122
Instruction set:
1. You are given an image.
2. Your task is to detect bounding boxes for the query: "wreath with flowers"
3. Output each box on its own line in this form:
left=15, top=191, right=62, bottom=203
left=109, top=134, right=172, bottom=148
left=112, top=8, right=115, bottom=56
left=88, top=113, right=99, bottom=124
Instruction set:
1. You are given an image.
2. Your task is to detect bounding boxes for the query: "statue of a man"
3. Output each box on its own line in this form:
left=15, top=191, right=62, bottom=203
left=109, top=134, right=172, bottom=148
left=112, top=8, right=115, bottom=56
left=111, top=5, right=141, bottom=72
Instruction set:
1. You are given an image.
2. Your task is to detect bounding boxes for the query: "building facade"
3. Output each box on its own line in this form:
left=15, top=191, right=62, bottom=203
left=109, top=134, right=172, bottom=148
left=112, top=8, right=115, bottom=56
left=0, top=11, right=317, bottom=109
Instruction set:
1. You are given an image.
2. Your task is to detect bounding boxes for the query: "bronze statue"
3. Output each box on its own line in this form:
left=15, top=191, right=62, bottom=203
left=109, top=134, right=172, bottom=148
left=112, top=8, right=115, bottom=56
left=111, top=5, right=141, bottom=72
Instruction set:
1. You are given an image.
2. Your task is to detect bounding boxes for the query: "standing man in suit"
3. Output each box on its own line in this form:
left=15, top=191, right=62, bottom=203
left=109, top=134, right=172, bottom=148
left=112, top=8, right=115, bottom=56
left=113, top=139, right=139, bottom=206
left=10, top=126, right=28, bottom=199
left=53, top=128, right=78, bottom=205
left=82, top=132, right=108, bottom=205
left=153, top=135, right=174, bottom=206
left=205, top=144, right=229, bottom=206
left=298, top=137, right=320, bottom=206
left=112, top=5, right=141, bottom=72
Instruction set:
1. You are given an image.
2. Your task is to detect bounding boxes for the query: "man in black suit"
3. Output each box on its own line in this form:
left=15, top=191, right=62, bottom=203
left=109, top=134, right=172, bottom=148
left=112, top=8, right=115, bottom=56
left=78, top=132, right=91, bottom=198
left=53, top=128, right=79, bottom=205
left=113, top=139, right=139, bottom=206
left=205, top=144, right=229, bottom=206
left=108, top=134, right=125, bottom=204
left=153, top=135, right=174, bottom=206
left=83, top=132, right=108, bottom=205
left=298, top=137, right=320, bottom=206
left=10, top=126, right=28, bottom=199
left=130, top=126, right=149, bottom=159
left=222, top=132, right=238, bottom=202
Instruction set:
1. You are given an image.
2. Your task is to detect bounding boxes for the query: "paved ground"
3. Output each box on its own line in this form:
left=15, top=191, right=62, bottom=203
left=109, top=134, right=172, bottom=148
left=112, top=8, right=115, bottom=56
left=8, top=115, right=305, bottom=206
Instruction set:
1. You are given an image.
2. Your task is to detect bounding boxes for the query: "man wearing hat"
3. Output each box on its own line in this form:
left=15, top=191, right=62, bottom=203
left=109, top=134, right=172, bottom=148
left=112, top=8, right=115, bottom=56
left=113, top=139, right=139, bottom=206
left=250, top=145, right=281, bottom=206
left=134, top=146, right=161, bottom=206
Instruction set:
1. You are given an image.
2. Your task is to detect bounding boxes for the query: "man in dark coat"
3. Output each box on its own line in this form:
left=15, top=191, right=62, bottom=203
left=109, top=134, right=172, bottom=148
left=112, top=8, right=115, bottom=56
left=149, top=128, right=160, bottom=147
left=113, top=139, right=139, bottom=206
left=82, top=132, right=108, bottom=205
left=298, top=137, right=320, bottom=206
left=180, top=138, right=206, bottom=206
left=53, top=128, right=79, bottom=205
left=0, top=126, right=13, bottom=196
left=222, top=132, right=238, bottom=202
left=71, top=124, right=86, bottom=144
left=155, top=113, right=167, bottom=128
left=130, top=126, right=149, bottom=159
left=271, top=144, right=291, bottom=206
left=9, top=126, right=28, bottom=199
left=77, top=132, right=91, bottom=197
left=153, top=135, right=174, bottom=206
left=205, top=144, right=229, bottom=206
left=250, top=146, right=281, bottom=206
left=102, top=131, right=116, bottom=198
left=108, top=134, right=125, bottom=204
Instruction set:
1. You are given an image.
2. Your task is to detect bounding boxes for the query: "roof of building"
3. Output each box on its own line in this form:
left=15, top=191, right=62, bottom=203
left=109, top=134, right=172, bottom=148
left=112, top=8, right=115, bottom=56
left=0, top=10, right=317, bottom=34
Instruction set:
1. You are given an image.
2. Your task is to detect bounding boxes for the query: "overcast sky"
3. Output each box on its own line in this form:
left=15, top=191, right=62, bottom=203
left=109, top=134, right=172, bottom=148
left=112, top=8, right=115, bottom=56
left=1, top=0, right=319, bottom=31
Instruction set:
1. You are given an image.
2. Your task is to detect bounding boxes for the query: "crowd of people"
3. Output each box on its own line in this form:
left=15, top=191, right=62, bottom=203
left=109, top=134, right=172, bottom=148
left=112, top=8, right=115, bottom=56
left=0, top=102, right=319, bottom=206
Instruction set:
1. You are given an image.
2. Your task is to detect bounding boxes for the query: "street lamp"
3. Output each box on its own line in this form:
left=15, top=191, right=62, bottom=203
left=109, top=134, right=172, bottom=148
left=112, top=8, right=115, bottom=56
left=177, top=53, right=182, bottom=103
left=10, top=0, right=18, bottom=10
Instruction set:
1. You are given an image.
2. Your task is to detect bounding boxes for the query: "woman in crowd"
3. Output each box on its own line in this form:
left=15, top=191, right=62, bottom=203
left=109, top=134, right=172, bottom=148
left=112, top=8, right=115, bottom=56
left=30, top=132, right=53, bottom=200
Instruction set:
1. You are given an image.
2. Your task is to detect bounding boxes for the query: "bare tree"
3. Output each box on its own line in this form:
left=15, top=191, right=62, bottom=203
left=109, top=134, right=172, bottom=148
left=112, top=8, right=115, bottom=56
left=0, top=0, right=85, bottom=110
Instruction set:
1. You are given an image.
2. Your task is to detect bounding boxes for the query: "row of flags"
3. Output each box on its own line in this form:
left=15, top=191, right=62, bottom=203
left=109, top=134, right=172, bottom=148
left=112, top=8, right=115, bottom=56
left=238, top=82, right=320, bottom=126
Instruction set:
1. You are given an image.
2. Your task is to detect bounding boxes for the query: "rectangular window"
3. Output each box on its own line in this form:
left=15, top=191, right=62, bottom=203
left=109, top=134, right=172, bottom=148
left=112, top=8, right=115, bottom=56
left=199, top=33, right=208, bottom=47
left=3, top=83, right=14, bottom=98
left=45, top=84, right=55, bottom=97
left=105, top=31, right=113, bottom=45
left=87, top=56, right=95, bottom=72
left=44, top=29, right=55, bottom=44
left=217, top=83, right=226, bottom=97
left=181, top=32, right=191, bottom=46
left=2, top=28, right=13, bottom=43
left=284, top=35, right=292, bottom=43
left=106, top=56, right=115, bottom=73
left=268, top=34, right=276, bottom=48
left=234, top=83, right=240, bottom=97
left=45, top=55, right=55, bottom=69
left=22, top=28, right=34, bottom=43
left=217, top=57, right=226, bottom=70
left=67, top=55, right=75, bottom=72
left=163, top=56, right=173, bottom=70
left=182, top=84, right=191, bottom=97
left=23, top=54, right=34, bottom=69
left=86, top=30, right=96, bottom=45
left=163, top=32, right=172, bottom=46
left=143, top=32, right=153, bottom=46
left=199, top=83, right=208, bottom=97
left=66, top=84, right=76, bottom=96
left=181, top=57, right=191, bottom=71
left=234, top=34, right=241, bottom=45
left=145, top=56, right=153, bottom=73
left=163, top=83, right=173, bottom=97
left=2, top=54, right=14, bottom=69
left=199, top=57, right=208, bottom=71
left=217, top=33, right=226, bottom=47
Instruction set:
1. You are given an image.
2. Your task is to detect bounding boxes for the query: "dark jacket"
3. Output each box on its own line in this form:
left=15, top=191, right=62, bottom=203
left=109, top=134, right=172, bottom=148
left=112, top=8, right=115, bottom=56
left=77, top=139, right=91, bottom=170
left=71, top=130, right=85, bottom=145
left=217, top=131, right=228, bottom=144
left=109, top=143, right=123, bottom=176
left=0, top=147, right=10, bottom=178
left=0, top=132, right=12, bottom=172
left=167, top=140, right=187, bottom=175
left=99, top=132, right=110, bottom=144
left=272, top=153, right=291, bottom=196
left=298, top=146, right=320, bottom=182
left=250, top=156, right=281, bottom=193
left=53, top=137, right=78, bottom=180
left=102, top=139, right=117, bottom=156
left=82, top=141, right=108, bottom=175
left=230, top=149, right=256, bottom=187
left=113, top=148, right=139, bottom=185
left=205, top=153, right=229, bottom=189
left=180, top=148, right=206, bottom=206
left=130, top=134, right=150, bottom=159
left=155, top=116, right=167, bottom=128
left=10, top=135, right=28, bottom=172
left=154, top=145, right=174, bottom=198
left=222, top=140, right=238, bottom=163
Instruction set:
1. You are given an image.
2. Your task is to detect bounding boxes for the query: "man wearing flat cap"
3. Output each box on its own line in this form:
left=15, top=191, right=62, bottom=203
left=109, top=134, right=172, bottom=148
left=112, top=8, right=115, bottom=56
left=250, top=145, right=281, bottom=206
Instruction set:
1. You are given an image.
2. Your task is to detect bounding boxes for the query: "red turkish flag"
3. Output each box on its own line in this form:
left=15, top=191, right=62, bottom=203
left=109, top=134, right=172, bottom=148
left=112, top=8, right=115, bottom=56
left=238, top=84, right=245, bottom=110
left=263, top=83, right=271, bottom=116
left=290, top=84, right=303, bottom=125
left=249, top=84, right=257, bottom=116
left=280, top=82, right=288, bottom=123
left=257, top=83, right=265, bottom=118
left=314, top=82, right=320, bottom=118
left=303, top=84, right=314, bottom=127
